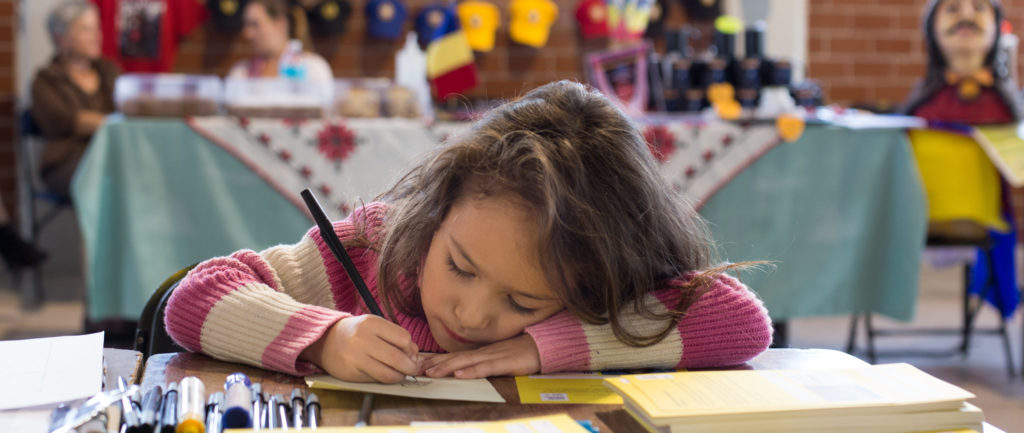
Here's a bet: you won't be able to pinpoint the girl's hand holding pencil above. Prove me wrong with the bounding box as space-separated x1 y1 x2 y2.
299 315 421 383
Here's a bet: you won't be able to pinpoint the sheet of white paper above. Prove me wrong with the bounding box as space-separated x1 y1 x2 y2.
305 374 505 403
0 332 104 410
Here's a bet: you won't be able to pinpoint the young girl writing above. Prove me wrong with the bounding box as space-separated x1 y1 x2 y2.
164 81 772 383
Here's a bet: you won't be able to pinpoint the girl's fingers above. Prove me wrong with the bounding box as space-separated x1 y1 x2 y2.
371 318 420 357
423 352 488 377
369 336 420 377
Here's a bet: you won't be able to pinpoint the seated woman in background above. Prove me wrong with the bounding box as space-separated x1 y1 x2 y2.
31 0 118 200
228 0 333 82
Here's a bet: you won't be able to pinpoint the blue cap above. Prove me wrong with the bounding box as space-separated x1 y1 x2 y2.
414 4 452 47
225 372 251 389
366 0 408 40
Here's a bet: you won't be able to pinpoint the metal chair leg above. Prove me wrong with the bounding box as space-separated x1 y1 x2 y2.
865 313 877 364
845 312 859 354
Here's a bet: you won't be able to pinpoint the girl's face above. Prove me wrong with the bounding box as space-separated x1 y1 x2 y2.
934 0 996 59
419 194 565 352
60 9 101 60
242 3 289 57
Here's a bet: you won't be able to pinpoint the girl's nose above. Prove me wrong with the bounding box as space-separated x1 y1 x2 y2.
454 293 491 330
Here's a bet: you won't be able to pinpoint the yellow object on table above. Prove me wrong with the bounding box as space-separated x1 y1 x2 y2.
908 129 1008 232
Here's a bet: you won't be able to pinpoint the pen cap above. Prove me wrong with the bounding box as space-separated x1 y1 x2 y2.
222 373 253 428
140 384 164 425
177 376 206 433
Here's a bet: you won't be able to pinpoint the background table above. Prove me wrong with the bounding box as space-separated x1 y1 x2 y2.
73 117 926 323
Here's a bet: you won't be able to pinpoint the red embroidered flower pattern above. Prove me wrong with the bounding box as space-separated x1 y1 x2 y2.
316 122 357 163
643 126 676 163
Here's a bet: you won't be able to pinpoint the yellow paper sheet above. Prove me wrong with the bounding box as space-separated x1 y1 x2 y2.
305 374 505 403
515 373 624 404
973 123 1024 188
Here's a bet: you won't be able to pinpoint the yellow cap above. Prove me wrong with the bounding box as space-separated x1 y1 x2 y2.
176 418 205 433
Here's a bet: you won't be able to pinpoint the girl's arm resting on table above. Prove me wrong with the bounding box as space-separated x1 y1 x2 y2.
164 240 348 376
525 273 773 373
421 273 772 377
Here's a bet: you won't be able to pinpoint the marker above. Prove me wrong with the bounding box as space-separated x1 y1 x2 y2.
205 392 223 433
176 377 206 433
49 403 72 433
290 389 305 428
139 385 164 433
276 394 291 429
159 382 179 433
355 393 373 427
261 391 272 429
221 373 253 429
118 377 141 433
265 395 282 429
305 393 320 430
250 383 263 431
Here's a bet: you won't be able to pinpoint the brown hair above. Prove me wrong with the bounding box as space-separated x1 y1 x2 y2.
248 0 314 53
375 80 722 347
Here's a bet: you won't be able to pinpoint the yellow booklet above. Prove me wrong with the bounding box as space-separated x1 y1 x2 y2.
224 413 590 432
624 402 984 433
604 363 975 426
515 372 624 404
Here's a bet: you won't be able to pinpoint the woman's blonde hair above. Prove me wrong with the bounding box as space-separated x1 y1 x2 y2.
373 80 722 347
249 0 314 52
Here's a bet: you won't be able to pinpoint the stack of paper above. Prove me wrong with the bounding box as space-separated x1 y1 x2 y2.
603 363 983 433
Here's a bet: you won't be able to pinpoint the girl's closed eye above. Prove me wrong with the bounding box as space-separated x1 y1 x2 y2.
446 255 475 279
506 295 538 316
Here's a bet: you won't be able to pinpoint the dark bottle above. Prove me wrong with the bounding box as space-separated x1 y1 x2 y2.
736 21 765 108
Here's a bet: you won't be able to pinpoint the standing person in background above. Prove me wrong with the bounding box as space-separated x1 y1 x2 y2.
30 0 119 200
228 0 334 83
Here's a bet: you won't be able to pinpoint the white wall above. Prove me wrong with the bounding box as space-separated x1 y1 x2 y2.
17 0 62 108
723 0 808 82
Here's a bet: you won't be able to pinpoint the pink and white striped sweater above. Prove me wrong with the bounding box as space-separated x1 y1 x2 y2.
164 202 772 376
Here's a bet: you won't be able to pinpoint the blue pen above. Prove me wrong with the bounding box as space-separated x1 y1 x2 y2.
221 373 253 429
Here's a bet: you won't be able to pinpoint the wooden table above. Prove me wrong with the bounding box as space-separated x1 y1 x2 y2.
139 348 870 431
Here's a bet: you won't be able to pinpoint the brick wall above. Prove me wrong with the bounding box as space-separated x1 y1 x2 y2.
0 0 15 223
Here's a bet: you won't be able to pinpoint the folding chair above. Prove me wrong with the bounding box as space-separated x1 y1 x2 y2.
846 225 1015 377
134 263 197 362
14 110 72 308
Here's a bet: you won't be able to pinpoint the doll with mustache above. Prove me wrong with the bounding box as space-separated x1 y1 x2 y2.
904 0 1023 122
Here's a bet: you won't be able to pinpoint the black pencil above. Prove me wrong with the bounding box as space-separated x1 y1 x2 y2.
300 189 383 317
299 189 382 426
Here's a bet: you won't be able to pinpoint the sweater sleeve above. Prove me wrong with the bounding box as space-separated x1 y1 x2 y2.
524 273 772 372
163 204 388 376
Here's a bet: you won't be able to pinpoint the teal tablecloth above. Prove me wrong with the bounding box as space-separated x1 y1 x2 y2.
73 117 311 321
701 126 927 320
74 119 927 322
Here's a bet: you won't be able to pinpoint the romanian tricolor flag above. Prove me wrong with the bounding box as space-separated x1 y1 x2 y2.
426 5 478 100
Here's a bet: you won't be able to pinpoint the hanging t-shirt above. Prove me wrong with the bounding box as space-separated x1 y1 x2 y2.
457 0 500 52
93 0 208 72
508 0 558 48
